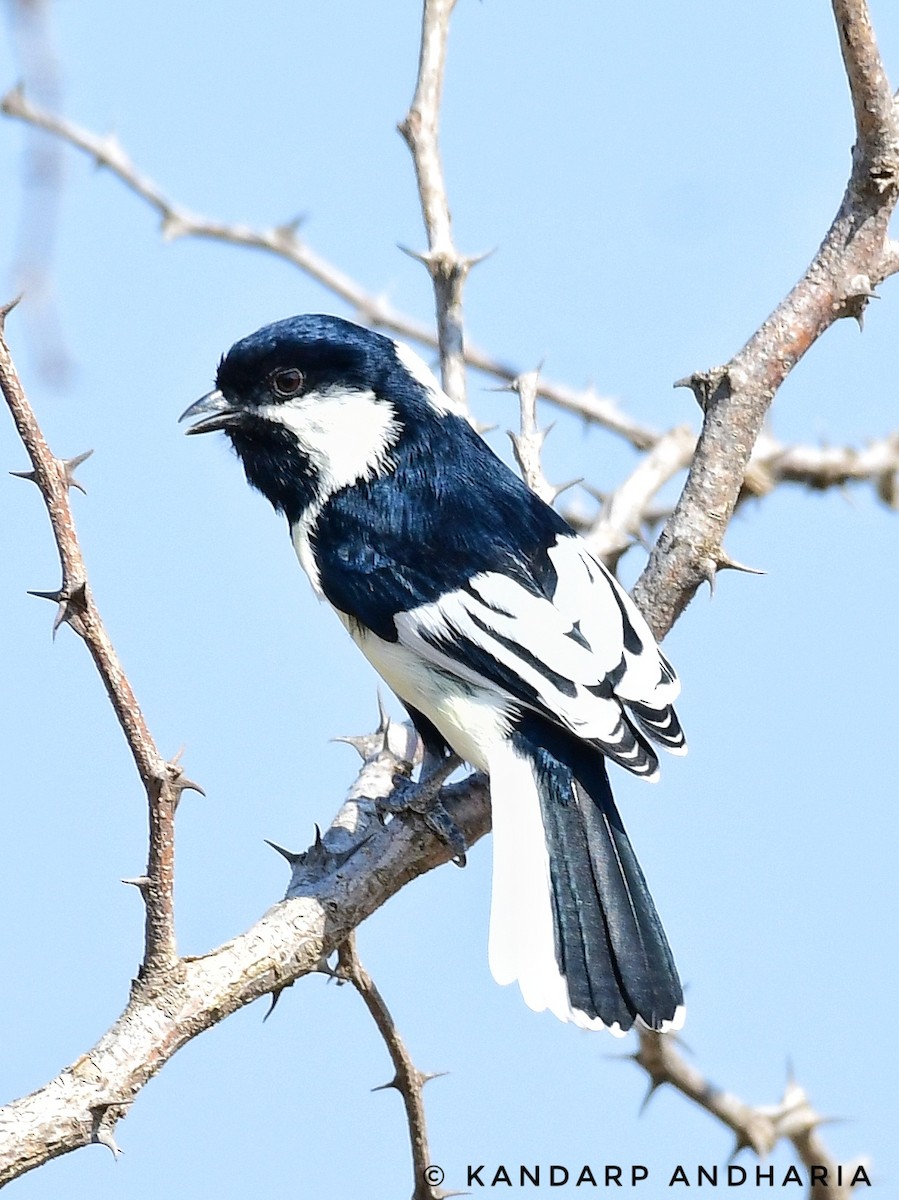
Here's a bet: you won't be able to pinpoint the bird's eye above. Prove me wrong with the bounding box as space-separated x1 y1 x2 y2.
271 368 305 399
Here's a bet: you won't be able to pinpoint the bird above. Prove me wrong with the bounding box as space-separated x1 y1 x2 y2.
181 313 686 1035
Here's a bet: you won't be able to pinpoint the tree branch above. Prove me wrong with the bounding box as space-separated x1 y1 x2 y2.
0 713 490 1184
0 304 186 972
634 0 899 640
743 427 899 502
584 425 696 567
0 83 652 445
635 1032 867 1199
0 1 891 1191
338 932 444 1200
399 0 471 410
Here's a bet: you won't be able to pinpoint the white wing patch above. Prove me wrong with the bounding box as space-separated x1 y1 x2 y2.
393 533 685 776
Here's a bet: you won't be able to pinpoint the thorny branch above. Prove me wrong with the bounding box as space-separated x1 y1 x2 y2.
0 83 656 446
3 84 896 559
1 0 896 1194
0 586 491 1184
399 0 471 411
633 0 899 640
636 1034 867 1200
338 933 444 1200
507 370 562 505
0 305 191 974
574 424 899 568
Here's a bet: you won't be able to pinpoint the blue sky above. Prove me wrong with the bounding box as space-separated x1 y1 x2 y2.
0 1 897 1196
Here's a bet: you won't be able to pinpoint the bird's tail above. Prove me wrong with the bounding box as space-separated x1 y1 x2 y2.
487 714 683 1035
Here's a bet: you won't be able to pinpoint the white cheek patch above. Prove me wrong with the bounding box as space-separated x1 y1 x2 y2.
274 386 400 601
393 340 468 417
259 387 401 496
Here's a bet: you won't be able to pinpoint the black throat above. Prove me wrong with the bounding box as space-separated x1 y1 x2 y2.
227 420 321 525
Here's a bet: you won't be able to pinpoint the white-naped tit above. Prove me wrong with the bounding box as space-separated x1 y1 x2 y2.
181 314 687 1035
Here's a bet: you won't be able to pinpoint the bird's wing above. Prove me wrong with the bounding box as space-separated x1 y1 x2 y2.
393 532 685 777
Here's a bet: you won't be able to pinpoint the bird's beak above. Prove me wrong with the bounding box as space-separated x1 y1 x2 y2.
179 389 241 435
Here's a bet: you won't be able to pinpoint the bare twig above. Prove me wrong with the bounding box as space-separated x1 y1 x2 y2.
338 933 444 1200
399 0 470 410
507 370 562 505
0 308 184 971
0 84 652 445
743 427 899 502
0 1 892 1192
634 0 899 640
581 422 899 566
584 425 696 567
635 1033 868 1198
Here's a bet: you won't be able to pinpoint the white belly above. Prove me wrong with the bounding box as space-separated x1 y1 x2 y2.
336 612 510 771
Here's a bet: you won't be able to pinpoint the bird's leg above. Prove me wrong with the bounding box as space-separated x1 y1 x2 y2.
378 748 468 866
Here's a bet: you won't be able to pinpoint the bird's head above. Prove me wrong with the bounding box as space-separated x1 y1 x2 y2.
181 314 459 520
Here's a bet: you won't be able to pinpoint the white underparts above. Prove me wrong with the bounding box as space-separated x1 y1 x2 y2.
336 615 511 770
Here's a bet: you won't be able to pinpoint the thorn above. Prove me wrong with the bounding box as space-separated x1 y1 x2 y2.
62 449 93 494
263 982 293 1021
89 1100 129 1159
674 366 730 412
27 582 88 636
160 211 191 242
375 691 394 752
0 293 23 333
173 774 205 797
121 875 151 891
462 246 496 271
551 476 583 501
27 586 65 604
273 214 306 239
728 1133 753 1163
93 131 126 170
420 1069 448 1087
55 581 88 636
372 1076 402 1093
166 762 205 797
93 1126 122 1160
332 732 373 760
700 557 718 597
639 1076 663 1115
0 82 25 116
396 243 430 266
10 466 37 483
840 274 876 329
315 954 341 980
716 551 765 576
264 839 302 866
375 690 390 734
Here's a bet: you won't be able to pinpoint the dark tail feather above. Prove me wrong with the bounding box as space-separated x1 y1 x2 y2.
514 715 683 1033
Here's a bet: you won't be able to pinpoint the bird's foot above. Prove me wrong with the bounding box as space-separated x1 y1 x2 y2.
379 753 467 866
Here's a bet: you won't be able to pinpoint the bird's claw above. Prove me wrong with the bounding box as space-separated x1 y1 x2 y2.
377 755 467 866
